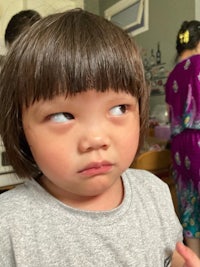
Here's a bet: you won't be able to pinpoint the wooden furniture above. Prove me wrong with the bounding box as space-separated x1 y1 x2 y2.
132 149 170 172
0 184 16 194
0 172 25 193
131 149 179 217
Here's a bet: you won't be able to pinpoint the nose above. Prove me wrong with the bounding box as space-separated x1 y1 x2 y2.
78 132 110 153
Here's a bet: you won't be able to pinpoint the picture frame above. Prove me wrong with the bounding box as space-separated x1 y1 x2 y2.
104 0 149 37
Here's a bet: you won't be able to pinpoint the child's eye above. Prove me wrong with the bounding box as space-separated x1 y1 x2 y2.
110 105 127 116
50 112 74 123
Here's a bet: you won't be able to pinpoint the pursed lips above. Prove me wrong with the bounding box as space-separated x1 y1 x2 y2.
78 161 113 176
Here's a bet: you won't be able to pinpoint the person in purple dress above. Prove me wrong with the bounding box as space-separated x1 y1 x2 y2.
165 20 200 257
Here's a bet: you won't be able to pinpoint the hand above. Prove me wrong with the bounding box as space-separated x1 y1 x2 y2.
176 242 200 267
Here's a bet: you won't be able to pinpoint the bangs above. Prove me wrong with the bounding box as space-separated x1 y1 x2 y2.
0 9 148 178
5 9 144 108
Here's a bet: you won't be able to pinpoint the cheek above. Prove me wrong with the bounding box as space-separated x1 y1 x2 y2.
23 128 61 170
29 141 71 177
118 121 140 168
123 129 139 159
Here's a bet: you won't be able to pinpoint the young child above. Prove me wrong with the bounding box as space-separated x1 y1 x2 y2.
0 8 199 267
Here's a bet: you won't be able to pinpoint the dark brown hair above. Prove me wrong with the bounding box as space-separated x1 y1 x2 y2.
0 8 149 178
176 20 200 60
5 9 41 46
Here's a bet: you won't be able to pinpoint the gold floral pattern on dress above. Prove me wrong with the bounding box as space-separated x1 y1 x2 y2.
198 140 200 147
172 80 178 93
175 152 181 166
183 115 191 127
184 59 191 70
184 156 191 170
178 180 200 239
198 72 200 81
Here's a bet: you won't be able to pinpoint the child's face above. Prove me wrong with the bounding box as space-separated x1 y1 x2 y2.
22 89 139 206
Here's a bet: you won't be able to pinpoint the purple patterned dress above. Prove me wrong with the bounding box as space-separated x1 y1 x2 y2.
165 54 200 239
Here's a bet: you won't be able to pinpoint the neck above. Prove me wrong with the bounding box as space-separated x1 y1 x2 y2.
179 42 200 62
38 175 124 211
179 50 196 61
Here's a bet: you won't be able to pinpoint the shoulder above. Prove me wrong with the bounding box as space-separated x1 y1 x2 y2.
190 54 200 63
189 54 200 73
178 55 200 73
123 168 167 187
0 179 45 222
166 55 200 92
123 168 169 199
167 54 200 76
123 169 182 243
0 183 28 215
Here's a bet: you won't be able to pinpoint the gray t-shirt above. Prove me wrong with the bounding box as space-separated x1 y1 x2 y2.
0 169 182 267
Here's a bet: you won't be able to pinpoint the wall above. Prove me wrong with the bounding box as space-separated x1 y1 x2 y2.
134 0 195 70
133 0 195 115
84 0 99 15
98 0 118 16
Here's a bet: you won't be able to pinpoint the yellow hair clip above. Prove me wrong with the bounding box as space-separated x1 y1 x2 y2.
179 30 189 44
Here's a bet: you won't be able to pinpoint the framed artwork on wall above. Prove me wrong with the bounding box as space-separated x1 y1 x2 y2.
104 0 149 37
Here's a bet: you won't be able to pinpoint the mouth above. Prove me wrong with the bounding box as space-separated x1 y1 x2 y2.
78 161 113 176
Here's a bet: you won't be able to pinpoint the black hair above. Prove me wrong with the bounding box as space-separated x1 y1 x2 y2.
5 9 41 46
176 20 200 57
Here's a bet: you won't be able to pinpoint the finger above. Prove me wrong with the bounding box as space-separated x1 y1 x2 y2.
176 242 200 267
